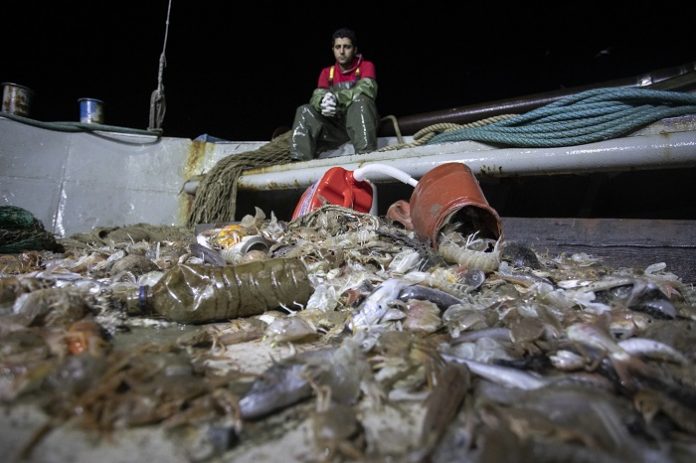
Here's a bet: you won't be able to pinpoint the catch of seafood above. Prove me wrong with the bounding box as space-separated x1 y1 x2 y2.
1 205 696 463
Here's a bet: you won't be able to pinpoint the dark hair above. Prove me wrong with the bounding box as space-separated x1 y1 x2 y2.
331 28 357 47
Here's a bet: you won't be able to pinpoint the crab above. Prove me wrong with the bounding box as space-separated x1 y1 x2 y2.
310 384 365 462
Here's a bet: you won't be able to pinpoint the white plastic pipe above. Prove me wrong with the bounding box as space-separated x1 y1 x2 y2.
352 163 419 187
231 130 696 191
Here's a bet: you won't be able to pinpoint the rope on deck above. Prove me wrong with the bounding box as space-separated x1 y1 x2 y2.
426 87 696 147
377 114 517 152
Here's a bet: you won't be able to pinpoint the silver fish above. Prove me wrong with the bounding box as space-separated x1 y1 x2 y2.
441 355 549 390
618 337 688 365
239 336 372 420
397 284 464 310
238 348 332 420
566 322 652 388
566 323 631 362
549 349 586 371
351 278 408 331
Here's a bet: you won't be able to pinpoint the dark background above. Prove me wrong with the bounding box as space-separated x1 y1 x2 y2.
5 1 695 141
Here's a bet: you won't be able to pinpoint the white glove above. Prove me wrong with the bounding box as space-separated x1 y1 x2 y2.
320 92 337 117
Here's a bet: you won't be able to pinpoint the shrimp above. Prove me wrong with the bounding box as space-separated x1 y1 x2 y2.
438 231 502 273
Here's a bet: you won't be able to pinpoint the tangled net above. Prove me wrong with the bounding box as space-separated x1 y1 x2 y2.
186 131 293 226
0 206 63 253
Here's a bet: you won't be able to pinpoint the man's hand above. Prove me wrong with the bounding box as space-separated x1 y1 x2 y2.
320 92 337 117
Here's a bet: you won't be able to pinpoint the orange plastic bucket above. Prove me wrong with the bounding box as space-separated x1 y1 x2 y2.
388 163 502 248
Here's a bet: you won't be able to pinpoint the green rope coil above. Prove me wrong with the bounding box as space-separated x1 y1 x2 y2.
427 88 696 147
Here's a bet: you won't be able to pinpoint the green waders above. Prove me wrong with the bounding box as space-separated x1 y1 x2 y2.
290 94 379 162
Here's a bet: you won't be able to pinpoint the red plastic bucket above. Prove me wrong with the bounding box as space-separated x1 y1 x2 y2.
291 167 375 220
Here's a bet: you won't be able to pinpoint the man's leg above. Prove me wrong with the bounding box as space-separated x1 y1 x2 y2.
290 104 324 161
291 104 352 161
345 95 379 154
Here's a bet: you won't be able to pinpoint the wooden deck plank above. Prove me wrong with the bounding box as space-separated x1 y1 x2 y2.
502 217 696 283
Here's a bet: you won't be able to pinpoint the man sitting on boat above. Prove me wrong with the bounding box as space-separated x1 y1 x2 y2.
290 28 379 161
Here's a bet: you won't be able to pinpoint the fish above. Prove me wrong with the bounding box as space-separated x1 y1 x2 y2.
239 334 373 420
238 348 333 420
417 363 470 459
566 322 653 388
397 284 464 310
441 354 549 390
566 322 631 363
189 242 227 266
617 337 688 364
497 261 554 288
549 349 586 371
350 278 408 331
632 298 677 319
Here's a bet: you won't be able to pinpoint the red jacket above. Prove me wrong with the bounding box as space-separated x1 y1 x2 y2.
317 54 376 89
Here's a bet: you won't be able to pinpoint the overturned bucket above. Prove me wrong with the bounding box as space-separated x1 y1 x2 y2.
389 162 502 248
2 82 34 117
291 166 376 220
78 98 104 124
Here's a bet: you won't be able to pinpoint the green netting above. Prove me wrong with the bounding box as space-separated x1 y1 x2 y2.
0 206 63 253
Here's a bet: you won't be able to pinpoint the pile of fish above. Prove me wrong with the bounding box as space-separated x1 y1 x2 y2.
1 206 696 462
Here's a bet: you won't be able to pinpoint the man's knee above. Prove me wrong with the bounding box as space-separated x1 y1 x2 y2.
295 104 322 120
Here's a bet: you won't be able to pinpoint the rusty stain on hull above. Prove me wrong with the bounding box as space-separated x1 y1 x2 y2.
178 140 217 226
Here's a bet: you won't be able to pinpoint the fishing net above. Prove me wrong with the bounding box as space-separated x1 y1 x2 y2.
59 223 193 250
186 130 293 226
0 206 64 253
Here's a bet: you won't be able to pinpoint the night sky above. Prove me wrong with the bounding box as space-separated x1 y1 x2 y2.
5 1 695 141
